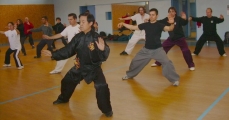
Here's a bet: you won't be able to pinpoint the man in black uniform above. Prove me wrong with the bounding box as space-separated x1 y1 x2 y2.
42 13 113 117
52 17 67 48
189 8 226 56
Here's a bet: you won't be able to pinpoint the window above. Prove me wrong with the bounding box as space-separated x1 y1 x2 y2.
106 12 112 20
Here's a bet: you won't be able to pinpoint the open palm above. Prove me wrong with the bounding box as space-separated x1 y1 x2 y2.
95 37 105 51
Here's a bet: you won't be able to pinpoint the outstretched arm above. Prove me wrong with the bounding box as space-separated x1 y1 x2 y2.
42 34 80 60
189 16 203 23
0 31 5 34
164 16 175 31
119 17 132 20
43 34 62 40
118 22 139 30
164 24 175 31
30 26 42 32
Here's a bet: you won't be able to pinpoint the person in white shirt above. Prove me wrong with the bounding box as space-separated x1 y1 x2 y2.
43 13 80 74
119 7 149 55
0 22 24 69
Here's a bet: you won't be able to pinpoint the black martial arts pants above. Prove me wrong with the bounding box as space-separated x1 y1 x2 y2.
36 39 53 57
25 34 34 46
193 33 226 55
56 66 112 114
5 48 23 67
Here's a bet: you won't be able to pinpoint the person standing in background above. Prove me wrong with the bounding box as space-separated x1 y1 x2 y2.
52 17 67 49
16 19 26 56
24 17 35 49
28 16 53 58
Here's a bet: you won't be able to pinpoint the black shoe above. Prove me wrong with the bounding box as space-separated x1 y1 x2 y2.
34 56 41 58
104 111 113 117
120 51 128 55
32 46 35 49
24 53 27 56
53 99 68 105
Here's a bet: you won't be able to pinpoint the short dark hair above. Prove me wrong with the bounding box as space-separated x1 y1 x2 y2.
17 19 23 24
56 17 61 21
207 8 212 12
168 7 177 14
138 6 146 13
79 13 95 29
42 16 48 20
149 8 158 15
68 13 77 19
85 10 90 13
8 22 14 26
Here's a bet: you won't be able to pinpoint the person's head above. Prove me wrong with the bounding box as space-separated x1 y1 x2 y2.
206 8 212 18
56 17 61 23
17 19 23 25
7 22 14 30
149 8 159 22
79 13 95 33
41 16 48 24
168 7 177 17
68 13 77 25
25 17 29 22
126 13 130 16
138 6 146 15
85 10 90 14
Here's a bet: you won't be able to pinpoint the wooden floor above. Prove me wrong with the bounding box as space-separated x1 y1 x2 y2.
0 40 229 120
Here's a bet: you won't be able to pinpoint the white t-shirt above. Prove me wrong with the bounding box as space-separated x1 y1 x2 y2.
131 13 150 36
60 24 80 42
4 30 21 50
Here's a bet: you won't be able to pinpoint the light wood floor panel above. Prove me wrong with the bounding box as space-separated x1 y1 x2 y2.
0 40 229 120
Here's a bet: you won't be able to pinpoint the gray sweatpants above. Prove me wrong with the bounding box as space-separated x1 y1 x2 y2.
126 47 180 83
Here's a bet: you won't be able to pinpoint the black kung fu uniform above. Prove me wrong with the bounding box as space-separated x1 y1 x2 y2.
51 30 112 114
191 16 226 55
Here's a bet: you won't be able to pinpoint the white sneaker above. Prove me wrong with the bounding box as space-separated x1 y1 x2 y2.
17 66 24 70
222 54 227 57
151 63 158 67
189 67 195 71
3 64 11 67
173 81 179 86
50 70 61 74
122 75 131 80
191 53 196 56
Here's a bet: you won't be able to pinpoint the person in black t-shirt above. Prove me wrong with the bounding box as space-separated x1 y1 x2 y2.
189 8 226 56
151 7 195 71
118 8 180 86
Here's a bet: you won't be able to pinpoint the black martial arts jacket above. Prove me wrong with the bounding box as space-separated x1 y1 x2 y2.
51 30 110 84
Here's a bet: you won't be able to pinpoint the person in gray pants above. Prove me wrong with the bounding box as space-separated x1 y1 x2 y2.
118 8 180 86
28 16 53 58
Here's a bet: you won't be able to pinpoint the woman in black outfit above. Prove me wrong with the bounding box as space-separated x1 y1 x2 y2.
16 19 26 56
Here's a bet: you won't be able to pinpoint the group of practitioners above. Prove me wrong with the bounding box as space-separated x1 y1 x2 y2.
0 6 227 117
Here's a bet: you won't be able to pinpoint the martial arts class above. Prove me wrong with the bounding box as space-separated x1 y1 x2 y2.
0 0 229 120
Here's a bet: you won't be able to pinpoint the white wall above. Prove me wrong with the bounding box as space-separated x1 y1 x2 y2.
95 4 113 35
0 0 53 4
196 0 229 40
